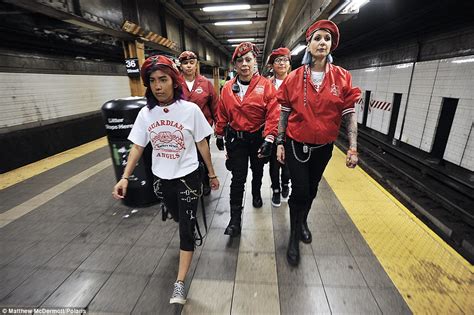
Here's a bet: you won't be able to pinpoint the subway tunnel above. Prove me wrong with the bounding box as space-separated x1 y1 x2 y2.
0 0 473 314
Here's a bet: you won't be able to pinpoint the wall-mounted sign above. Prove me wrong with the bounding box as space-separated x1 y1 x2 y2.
125 58 140 78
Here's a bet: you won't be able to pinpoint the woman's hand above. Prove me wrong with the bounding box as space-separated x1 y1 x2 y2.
276 144 285 164
209 177 220 190
112 178 129 199
346 149 358 168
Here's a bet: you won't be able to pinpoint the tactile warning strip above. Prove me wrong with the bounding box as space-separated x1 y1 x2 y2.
324 147 473 314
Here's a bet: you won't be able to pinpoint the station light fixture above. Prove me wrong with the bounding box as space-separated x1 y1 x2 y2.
291 44 306 56
231 44 239 47
202 4 251 12
341 0 370 14
228 38 255 42
365 68 377 72
452 58 474 64
215 20 253 26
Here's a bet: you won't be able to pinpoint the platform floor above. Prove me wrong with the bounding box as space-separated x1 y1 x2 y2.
0 137 472 314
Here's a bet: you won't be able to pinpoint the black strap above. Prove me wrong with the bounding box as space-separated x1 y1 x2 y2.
192 188 208 247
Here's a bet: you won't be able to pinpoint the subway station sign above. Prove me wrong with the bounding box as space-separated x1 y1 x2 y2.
125 58 140 78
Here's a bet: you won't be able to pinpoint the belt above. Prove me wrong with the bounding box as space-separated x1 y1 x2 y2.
227 126 263 140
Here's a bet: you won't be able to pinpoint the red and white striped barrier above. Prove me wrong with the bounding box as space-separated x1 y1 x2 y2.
369 100 391 112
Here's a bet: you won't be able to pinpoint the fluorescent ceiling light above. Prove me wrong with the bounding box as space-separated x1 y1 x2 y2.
228 38 255 42
215 21 252 26
291 44 306 56
396 63 412 69
341 0 370 14
231 44 239 47
452 58 474 64
365 68 377 72
203 4 251 12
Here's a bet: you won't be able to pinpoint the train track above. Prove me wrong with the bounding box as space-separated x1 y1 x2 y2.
337 127 474 263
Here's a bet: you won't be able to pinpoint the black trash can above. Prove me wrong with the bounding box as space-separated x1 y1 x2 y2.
101 97 159 207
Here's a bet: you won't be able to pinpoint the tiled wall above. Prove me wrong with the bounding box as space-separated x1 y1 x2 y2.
350 55 474 171
0 73 130 129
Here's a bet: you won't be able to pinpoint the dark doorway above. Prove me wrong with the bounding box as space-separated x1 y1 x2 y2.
362 90 371 127
431 97 459 159
388 93 402 140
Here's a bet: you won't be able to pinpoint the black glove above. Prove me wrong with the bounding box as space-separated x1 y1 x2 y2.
258 140 272 158
216 137 224 151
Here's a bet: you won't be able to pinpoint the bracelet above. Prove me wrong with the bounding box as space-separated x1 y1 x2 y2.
208 175 218 179
121 176 130 180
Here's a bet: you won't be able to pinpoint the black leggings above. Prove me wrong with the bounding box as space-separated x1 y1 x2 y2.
285 139 333 214
154 168 201 251
269 143 290 190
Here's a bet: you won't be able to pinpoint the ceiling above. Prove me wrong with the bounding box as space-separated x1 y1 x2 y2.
0 0 473 67
176 0 270 61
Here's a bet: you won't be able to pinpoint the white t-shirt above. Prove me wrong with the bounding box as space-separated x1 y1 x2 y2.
275 78 283 89
237 80 249 100
128 99 213 179
311 71 325 92
185 80 194 92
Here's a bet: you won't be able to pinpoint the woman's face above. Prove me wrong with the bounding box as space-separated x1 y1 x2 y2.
181 59 197 77
272 56 290 76
234 51 256 80
149 69 175 104
308 29 332 60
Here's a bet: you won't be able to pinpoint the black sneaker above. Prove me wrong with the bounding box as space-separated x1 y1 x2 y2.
252 195 263 208
271 189 281 207
281 184 290 200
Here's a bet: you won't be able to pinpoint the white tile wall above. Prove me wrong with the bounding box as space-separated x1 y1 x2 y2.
460 125 474 171
0 73 130 129
420 96 443 152
349 55 474 170
444 98 473 170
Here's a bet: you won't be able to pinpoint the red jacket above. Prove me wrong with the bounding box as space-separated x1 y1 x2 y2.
277 63 361 144
181 74 218 126
216 74 279 140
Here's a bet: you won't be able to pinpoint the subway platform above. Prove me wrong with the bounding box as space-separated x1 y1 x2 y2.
0 138 472 314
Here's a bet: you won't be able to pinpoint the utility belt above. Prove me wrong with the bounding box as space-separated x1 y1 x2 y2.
226 125 264 141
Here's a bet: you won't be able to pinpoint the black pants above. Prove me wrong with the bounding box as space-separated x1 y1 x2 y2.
285 139 333 214
269 143 290 191
154 168 201 251
196 136 211 186
225 134 265 207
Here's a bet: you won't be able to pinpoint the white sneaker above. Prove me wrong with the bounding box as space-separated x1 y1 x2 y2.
170 280 187 305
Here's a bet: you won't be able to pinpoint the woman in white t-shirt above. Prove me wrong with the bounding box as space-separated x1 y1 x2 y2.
112 55 220 305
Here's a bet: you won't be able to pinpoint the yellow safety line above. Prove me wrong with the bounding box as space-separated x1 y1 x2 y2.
0 137 108 190
324 147 473 314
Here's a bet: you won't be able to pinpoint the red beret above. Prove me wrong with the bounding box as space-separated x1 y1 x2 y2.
232 42 259 62
305 19 339 51
268 47 291 65
179 51 197 62
140 55 180 87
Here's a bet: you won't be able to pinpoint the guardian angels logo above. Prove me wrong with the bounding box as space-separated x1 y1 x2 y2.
148 120 185 159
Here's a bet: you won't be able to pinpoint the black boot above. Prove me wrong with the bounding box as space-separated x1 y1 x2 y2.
252 192 263 208
300 208 312 244
286 207 300 266
224 205 242 237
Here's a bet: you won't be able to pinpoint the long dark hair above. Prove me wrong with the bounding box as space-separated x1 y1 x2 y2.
144 64 184 109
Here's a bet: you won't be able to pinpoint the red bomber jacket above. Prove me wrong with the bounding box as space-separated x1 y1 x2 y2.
216 74 279 140
181 74 218 126
277 63 361 144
